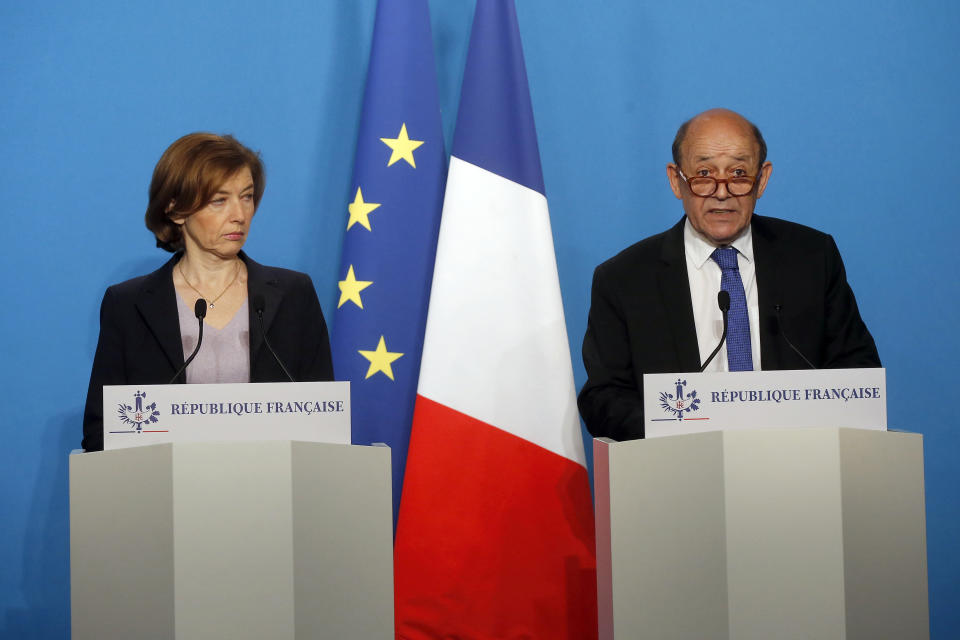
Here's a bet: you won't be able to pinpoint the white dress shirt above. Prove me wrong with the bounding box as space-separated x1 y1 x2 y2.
683 218 762 372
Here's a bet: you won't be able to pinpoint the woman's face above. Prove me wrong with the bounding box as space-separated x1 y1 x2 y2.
175 167 255 260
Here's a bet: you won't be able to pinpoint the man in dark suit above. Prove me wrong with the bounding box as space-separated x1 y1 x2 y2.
578 109 880 441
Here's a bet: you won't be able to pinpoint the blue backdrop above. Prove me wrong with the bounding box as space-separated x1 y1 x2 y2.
2 1 957 637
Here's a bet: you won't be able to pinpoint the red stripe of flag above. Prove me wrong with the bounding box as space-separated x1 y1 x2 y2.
395 395 597 639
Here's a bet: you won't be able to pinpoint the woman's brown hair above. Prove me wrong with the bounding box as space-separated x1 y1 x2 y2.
145 133 265 252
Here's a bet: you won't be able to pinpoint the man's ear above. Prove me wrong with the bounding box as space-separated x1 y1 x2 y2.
755 162 773 198
666 163 683 200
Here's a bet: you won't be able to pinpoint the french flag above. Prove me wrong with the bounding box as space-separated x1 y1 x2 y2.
393 1 598 638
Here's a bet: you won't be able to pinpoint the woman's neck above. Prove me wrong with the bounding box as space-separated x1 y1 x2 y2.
178 250 241 287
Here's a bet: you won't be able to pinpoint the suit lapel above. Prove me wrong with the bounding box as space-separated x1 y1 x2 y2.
751 215 784 369
244 252 282 371
134 254 185 376
657 217 701 371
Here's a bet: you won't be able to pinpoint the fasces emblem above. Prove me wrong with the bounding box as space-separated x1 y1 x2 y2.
659 379 701 420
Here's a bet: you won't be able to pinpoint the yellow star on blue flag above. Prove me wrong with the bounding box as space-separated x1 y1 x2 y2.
358 336 404 380
338 265 373 309
381 123 425 168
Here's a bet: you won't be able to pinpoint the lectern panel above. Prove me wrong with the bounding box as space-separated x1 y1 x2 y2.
172 442 297 639
839 429 929 638
291 442 394 638
70 441 393 639
70 445 175 640
595 429 928 640
598 433 730 639
723 429 846 639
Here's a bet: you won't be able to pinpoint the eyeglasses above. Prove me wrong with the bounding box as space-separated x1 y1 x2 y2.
676 167 758 197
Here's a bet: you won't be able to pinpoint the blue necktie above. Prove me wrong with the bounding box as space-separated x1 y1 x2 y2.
711 247 753 371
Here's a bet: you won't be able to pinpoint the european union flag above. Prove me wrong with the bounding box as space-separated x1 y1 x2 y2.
332 0 446 526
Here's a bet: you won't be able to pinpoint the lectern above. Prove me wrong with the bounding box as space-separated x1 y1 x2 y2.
70 440 393 639
594 428 928 639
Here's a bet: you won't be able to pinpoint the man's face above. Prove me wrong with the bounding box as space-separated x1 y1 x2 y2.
667 112 772 245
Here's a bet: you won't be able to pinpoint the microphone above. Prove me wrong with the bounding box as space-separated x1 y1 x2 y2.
168 299 207 384
774 304 816 369
699 290 730 372
253 294 296 382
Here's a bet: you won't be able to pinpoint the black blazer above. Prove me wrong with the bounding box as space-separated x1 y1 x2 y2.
82 252 334 451
578 215 880 441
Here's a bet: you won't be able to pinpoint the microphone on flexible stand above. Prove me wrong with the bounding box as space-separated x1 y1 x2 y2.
774 304 816 369
253 294 296 382
699 290 731 372
168 299 207 384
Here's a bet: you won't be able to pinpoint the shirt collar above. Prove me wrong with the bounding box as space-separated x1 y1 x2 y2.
684 217 755 270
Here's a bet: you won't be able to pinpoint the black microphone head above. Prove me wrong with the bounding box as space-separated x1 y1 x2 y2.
194 298 208 319
718 290 731 312
253 294 266 314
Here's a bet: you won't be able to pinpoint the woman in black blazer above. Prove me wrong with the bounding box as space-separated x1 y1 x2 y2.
82 133 334 451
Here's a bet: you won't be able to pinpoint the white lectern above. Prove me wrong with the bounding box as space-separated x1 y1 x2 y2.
594 428 928 640
70 441 393 639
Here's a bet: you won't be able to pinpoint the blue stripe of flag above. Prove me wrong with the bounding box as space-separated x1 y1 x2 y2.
332 0 446 527
452 0 545 195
